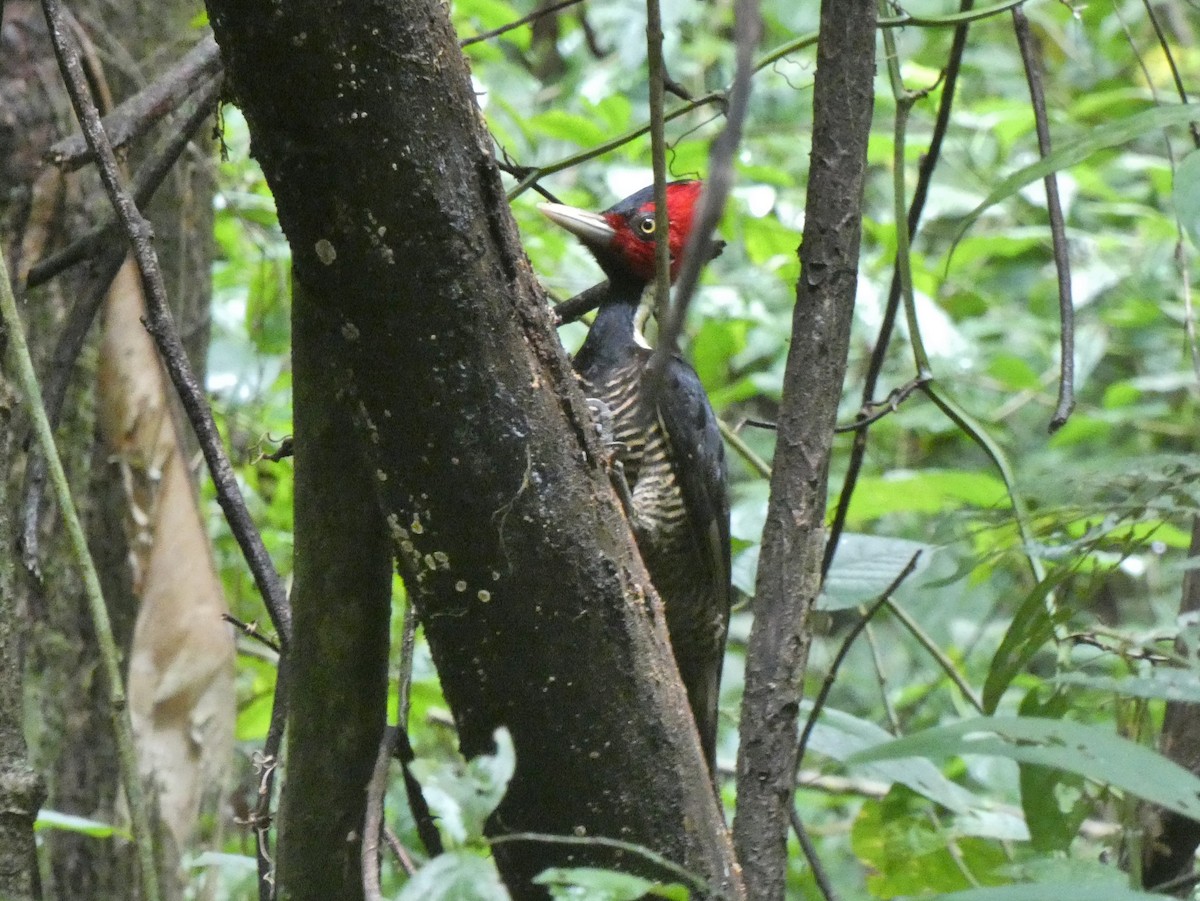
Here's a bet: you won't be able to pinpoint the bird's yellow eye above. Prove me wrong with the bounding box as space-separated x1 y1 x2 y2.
638 216 656 235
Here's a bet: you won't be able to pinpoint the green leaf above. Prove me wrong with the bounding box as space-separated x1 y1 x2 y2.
1017 689 1088 853
527 110 609 148
819 534 931 611
802 704 1026 838
952 104 1200 246
981 570 1070 713
410 727 516 848
851 786 1007 897
1173 149 1200 248
35 809 131 840
930 886 1167 901
397 851 510 901
844 470 1009 524
534 867 688 900
1054 668 1200 703
849 715 1200 822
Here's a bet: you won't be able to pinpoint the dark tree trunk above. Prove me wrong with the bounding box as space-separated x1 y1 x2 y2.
732 3 877 898
0 361 43 901
277 279 392 900
203 1 742 898
1142 517 1200 893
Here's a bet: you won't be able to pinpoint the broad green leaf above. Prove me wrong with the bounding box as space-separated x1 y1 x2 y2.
188 852 257 873
397 851 510 901
930 886 1166 901
534 867 688 900
1054 669 1200 703
953 104 1200 245
527 110 609 148
819 534 931 611
35 809 131 840
803 704 1027 839
844 470 1009 524
849 716 1200 822
982 569 1070 713
1017 689 1088 853
410 727 516 847
1173 149 1200 248
852 787 1007 896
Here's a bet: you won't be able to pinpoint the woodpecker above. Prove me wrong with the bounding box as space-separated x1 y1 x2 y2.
540 181 730 772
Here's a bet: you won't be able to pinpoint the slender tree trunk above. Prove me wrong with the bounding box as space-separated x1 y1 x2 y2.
277 279 392 900
204 1 743 897
1142 517 1200 892
0 368 43 901
732 3 876 898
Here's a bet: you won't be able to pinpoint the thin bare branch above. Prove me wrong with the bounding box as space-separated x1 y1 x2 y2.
789 807 841 901
1012 6 1075 432
459 0 586 48
26 75 220 289
362 725 398 901
645 0 761 397
796 553 922 765
46 33 221 170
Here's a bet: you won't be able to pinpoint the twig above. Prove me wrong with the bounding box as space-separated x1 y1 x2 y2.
645 0 762 398
46 33 221 170
489 832 711 895
382 825 416 876
0 205 161 901
718 418 771 479
27 75 222 289
1012 7 1074 432
398 593 418 728
223 614 282 655
884 595 984 713
362 725 398 901
40 0 293 649
833 374 929 433
494 155 560 203
459 0 586 48
796 552 922 765
252 661 289 901
789 807 840 901
738 374 929 438
1139 0 1200 147
822 0 973 579
645 0 672 330
552 281 609 325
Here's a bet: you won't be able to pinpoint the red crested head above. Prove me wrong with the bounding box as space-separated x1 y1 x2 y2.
539 180 705 285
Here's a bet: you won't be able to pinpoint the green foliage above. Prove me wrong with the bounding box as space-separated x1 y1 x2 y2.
409 727 516 850
534 868 689 900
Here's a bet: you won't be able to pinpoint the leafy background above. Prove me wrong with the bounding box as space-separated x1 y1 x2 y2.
172 0 1200 896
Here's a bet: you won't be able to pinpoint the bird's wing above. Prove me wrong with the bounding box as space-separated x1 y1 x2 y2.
655 355 731 769
656 356 730 603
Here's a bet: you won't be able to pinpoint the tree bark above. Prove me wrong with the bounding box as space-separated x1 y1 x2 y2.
732 3 876 898
203 1 742 898
0 353 44 901
277 278 392 900
0 2 216 896
1142 516 1200 892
